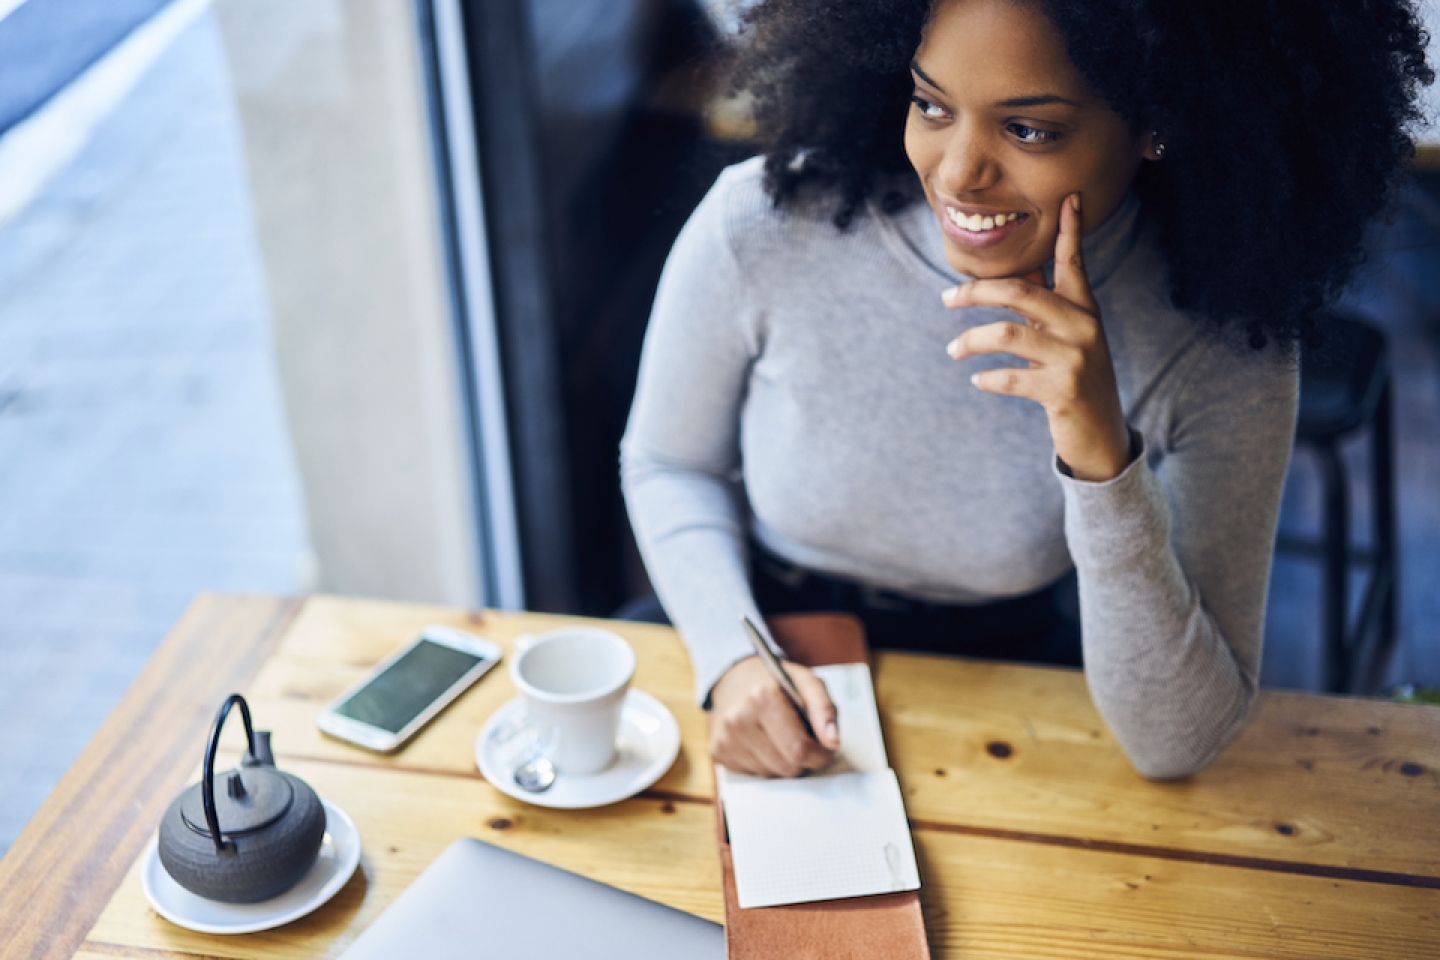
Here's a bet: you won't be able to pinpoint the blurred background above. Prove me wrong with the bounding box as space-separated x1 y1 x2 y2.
0 0 1438 855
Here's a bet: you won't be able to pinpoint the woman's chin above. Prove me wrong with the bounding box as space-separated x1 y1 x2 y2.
944 250 1043 281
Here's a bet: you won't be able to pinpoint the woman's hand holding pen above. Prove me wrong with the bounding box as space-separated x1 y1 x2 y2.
709 656 839 778
943 192 1132 483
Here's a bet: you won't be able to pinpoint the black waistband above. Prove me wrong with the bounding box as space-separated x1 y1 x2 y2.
749 539 1081 665
750 539 1059 612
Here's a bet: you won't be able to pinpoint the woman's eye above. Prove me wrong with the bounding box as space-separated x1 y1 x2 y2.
910 95 948 120
1008 123 1059 145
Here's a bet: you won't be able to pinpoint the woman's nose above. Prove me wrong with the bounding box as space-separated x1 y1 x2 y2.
937 125 999 195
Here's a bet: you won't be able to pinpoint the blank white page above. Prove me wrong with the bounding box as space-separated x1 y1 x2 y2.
722 768 920 908
718 663 921 909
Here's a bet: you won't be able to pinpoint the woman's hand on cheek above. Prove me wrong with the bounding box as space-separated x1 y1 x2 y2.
942 193 1132 483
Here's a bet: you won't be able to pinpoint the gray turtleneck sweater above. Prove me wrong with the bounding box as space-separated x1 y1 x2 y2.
621 158 1297 779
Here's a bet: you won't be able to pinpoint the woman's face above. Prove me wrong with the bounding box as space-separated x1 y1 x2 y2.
904 0 1149 279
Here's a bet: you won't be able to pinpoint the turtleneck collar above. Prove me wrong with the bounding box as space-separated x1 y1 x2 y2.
881 190 1143 292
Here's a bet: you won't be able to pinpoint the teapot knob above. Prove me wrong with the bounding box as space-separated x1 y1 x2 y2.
227 772 247 800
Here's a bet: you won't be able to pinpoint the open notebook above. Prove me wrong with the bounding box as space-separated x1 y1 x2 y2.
717 660 921 909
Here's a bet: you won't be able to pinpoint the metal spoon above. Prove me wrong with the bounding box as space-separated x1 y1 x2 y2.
513 755 556 793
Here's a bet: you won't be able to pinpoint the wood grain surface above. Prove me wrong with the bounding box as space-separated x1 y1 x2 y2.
0 594 303 960
239 597 1440 879
874 653 1440 882
3 593 1438 960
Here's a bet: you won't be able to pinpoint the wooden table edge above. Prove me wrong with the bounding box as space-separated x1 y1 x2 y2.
0 593 307 960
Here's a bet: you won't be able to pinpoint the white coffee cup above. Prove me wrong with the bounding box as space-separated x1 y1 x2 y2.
510 628 636 776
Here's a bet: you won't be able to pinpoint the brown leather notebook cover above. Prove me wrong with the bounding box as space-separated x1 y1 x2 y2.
715 612 931 960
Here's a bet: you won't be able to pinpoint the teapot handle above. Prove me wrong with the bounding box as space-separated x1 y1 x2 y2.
200 694 259 853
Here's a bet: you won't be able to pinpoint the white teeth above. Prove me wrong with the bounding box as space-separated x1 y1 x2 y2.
948 209 1022 232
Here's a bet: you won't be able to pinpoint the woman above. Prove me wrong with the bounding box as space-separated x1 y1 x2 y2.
620 0 1431 779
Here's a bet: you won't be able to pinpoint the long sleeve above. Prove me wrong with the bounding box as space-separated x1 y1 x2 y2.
620 176 764 704
1060 343 1299 779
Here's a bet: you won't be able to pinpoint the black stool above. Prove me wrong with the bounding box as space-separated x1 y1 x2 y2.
1277 308 1397 693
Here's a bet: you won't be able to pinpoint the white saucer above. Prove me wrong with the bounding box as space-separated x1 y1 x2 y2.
141 798 361 935
476 689 681 809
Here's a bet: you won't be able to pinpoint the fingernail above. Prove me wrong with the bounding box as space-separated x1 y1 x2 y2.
942 286 959 305
946 338 962 358
825 721 838 744
1072 193 1082 213
970 372 981 386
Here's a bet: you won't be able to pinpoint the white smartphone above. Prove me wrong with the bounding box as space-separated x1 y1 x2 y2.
316 624 503 752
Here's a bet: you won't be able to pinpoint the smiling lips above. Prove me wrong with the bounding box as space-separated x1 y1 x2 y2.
946 207 1025 233
940 203 1029 250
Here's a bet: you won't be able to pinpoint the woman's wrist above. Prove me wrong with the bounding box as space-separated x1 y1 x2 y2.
1058 427 1137 482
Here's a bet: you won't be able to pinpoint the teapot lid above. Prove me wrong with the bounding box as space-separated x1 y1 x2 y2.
179 766 294 839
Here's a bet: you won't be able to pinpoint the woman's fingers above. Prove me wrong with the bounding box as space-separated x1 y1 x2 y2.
748 714 802 777
943 274 1044 313
709 657 800 777
755 681 835 776
952 321 1091 406
709 659 836 777
970 365 1049 401
1052 192 1098 314
714 697 791 776
790 664 840 750
753 715 811 778
943 277 1092 344
947 318 1072 366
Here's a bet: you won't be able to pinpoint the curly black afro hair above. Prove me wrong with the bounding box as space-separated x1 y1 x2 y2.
726 0 1433 349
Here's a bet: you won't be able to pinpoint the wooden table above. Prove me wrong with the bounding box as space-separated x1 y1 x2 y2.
2 593 1438 959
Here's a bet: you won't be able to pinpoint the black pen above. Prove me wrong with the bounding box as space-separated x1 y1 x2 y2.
740 615 817 741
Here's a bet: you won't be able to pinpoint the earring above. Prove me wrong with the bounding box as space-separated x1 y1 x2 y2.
1151 132 1167 160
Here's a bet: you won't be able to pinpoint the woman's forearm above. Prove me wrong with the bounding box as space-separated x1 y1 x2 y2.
1063 453 1258 778
1061 355 1297 778
620 444 762 703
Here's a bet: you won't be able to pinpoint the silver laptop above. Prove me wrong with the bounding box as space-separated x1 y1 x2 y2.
339 837 725 958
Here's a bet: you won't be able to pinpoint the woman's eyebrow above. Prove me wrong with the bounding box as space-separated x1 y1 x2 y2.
909 62 1080 110
909 60 945 92
996 94 1080 108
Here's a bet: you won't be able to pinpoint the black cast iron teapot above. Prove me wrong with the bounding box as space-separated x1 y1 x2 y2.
158 694 327 903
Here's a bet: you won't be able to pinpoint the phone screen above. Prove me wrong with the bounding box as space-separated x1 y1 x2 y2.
333 639 488 733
